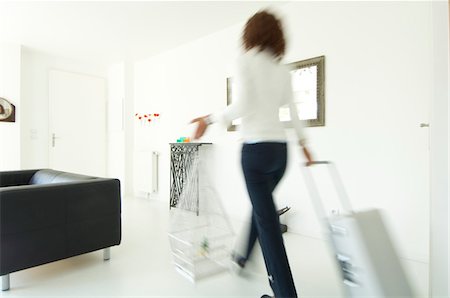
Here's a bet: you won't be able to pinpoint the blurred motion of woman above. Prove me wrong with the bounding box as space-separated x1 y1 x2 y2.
191 10 313 298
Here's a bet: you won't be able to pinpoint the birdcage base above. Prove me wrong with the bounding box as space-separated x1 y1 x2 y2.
169 225 233 282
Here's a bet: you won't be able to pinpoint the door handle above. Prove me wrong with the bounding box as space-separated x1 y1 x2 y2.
420 123 430 128
52 133 60 147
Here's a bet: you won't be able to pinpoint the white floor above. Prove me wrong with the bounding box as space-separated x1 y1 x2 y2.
1 197 429 298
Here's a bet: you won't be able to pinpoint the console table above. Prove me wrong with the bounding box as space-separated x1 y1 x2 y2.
169 143 212 214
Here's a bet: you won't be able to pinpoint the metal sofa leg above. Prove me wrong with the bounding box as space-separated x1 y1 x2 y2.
103 247 111 261
2 274 10 291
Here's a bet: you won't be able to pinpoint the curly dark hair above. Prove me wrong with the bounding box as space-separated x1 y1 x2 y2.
242 10 286 58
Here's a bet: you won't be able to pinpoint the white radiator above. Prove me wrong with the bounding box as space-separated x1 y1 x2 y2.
152 151 159 193
134 150 159 196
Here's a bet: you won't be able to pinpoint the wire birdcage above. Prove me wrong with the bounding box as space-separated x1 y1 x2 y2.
168 153 235 282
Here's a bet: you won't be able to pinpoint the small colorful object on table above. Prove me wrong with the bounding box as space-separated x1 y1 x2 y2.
176 137 191 143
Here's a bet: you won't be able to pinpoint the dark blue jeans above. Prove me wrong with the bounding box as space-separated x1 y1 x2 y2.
241 142 297 298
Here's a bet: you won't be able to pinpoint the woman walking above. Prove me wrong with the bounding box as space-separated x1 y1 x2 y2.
191 10 313 298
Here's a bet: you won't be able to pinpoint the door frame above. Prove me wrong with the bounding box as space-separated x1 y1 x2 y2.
429 0 449 296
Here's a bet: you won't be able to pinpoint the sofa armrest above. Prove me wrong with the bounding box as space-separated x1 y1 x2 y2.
0 170 40 187
64 179 122 255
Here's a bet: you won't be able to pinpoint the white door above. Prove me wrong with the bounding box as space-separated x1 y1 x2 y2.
49 70 106 177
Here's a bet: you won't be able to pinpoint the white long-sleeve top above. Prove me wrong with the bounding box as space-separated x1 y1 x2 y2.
211 49 306 143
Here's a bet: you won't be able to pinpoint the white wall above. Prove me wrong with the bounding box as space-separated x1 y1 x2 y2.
124 62 135 196
0 43 21 171
429 0 449 296
134 2 433 264
107 63 126 188
20 48 106 170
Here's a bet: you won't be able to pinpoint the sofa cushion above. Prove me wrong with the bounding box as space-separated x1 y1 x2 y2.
29 169 96 185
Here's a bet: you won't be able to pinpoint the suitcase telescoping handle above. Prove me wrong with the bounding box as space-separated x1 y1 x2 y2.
301 161 354 226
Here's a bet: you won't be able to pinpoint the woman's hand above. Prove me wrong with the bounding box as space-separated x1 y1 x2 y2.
190 115 209 139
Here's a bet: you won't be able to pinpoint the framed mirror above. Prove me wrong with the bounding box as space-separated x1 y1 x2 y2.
227 55 325 131
226 77 238 131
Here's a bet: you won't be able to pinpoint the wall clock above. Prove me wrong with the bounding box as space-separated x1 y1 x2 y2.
0 97 16 122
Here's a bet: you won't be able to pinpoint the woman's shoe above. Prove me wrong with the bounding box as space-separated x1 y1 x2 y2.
231 252 247 268
260 295 273 298
230 252 247 274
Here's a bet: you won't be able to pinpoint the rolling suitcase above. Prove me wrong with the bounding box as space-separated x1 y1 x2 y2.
302 161 414 297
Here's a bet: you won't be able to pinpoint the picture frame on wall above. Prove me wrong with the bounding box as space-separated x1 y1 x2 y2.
226 55 325 131
226 77 238 131
0 97 16 123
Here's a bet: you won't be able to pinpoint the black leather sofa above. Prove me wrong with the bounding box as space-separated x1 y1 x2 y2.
0 169 122 290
